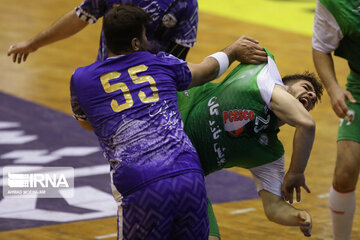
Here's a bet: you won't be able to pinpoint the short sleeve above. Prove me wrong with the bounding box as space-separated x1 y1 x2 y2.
75 0 108 24
156 52 192 91
312 0 343 54
257 56 285 109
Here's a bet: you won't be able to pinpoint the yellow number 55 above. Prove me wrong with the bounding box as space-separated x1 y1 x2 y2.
100 65 159 112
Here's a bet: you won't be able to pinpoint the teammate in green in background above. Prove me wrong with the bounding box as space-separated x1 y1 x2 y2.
178 50 323 239
312 0 360 239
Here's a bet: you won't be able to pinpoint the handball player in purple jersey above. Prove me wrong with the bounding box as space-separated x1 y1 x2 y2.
70 5 267 240
8 0 199 62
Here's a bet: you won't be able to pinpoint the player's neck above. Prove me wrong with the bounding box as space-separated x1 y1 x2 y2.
108 50 136 57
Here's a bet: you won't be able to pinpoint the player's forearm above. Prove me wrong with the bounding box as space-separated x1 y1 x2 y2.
312 48 339 96
288 123 315 174
28 10 88 50
188 35 267 88
188 41 243 88
187 57 220 88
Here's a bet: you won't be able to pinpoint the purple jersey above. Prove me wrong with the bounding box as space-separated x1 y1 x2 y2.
70 51 202 196
75 0 198 60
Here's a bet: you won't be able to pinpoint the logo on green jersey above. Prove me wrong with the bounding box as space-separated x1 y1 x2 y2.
223 109 255 137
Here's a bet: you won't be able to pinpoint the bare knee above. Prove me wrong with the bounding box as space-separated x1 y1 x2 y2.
333 141 360 191
333 161 359 191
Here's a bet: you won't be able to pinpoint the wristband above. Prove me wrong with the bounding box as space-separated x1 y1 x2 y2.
208 52 229 78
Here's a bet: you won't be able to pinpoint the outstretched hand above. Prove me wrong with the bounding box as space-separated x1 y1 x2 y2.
7 41 38 64
297 211 312 237
230 35 268 64
281 172 310 204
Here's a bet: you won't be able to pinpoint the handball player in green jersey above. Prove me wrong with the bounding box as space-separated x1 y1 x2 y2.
178 50 323 239
312 0 360 239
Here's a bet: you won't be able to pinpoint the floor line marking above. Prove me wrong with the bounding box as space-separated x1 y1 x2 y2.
95 233 117 239
230 208 256 215
317 193 330 199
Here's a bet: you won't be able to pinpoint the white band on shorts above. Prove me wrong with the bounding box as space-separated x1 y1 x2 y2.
208 52 229 79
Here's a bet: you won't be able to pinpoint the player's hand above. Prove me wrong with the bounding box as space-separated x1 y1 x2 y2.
229 35 268 64
328 84 356 119
281 172 310 204
7 41 38 64
297 211 312 237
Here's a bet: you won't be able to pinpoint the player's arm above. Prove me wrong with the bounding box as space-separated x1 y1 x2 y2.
7 10 88 64
75 119 93 131
187 35 267 89
312 49 356 118
70 76 93 131
311 0 356 118
270 85 315 203
260 190 312 237
71 100 93 132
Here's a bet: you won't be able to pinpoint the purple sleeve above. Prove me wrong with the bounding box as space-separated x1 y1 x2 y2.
70 75 87 120
173 0 198 48
156 52 192 91
75 0 109 24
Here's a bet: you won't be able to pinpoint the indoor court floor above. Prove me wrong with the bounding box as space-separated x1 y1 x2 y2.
0 0 357 239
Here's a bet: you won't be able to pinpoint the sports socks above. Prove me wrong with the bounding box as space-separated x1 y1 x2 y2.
329 185 356 240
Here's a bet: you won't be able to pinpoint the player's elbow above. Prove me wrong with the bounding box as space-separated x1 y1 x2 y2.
299 117 316 133
78 120 94 131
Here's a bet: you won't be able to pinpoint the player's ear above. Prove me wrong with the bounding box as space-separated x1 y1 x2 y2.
131 37 141 51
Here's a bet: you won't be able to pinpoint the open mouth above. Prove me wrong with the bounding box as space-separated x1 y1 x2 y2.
299 97 311 111
299 97 308 106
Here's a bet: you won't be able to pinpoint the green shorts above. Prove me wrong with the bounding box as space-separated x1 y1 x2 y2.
208 198 221 238
337 70 360 143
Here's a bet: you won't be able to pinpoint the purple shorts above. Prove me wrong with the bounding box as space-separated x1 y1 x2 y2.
113 172 208 240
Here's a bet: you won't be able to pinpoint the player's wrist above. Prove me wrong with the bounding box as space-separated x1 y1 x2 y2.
207 51 229 79
326 83 342 95
287 168 305 175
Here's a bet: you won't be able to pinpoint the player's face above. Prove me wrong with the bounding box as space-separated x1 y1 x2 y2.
287 79 316 111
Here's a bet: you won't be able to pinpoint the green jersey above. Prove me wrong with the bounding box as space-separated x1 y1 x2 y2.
320 0 360 74
178 55 285 175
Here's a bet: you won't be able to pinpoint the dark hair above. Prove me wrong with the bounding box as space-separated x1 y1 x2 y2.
282 71 323 104
103 5 151 54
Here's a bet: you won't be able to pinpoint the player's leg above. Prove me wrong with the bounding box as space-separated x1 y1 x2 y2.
169 172 209 240
330 91 360 240
250 156 312 237
330 140 360 240
259 190 312 237
111 171 208 240
207 198 221 240
113 178 175 239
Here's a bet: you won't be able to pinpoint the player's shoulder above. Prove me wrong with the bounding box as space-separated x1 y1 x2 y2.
155 51 186 65
72 61 101 80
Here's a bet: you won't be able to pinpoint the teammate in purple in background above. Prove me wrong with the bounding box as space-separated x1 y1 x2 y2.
8 0 199 62
70 5 267 240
